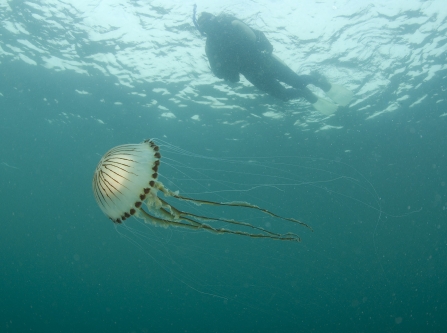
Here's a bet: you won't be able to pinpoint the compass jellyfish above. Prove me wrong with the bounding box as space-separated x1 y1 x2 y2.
92 140 312 242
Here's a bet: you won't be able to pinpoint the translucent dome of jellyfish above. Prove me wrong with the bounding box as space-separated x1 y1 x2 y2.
92 139 312 241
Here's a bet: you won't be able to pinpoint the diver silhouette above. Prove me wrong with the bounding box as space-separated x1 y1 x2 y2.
194 9 353 115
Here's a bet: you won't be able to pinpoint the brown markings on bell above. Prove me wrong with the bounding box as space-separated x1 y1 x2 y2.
152 173 158 179
139 194 146 200
149 180 155 187
135 201 142 208
144 188 151 194
130 208 136 215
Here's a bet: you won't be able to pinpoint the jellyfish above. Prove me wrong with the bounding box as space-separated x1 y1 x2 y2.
92 139 312 242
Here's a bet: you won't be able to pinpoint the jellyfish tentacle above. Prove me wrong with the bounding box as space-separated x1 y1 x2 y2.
138 208 301 242
155 181 312 231
181 212 299 240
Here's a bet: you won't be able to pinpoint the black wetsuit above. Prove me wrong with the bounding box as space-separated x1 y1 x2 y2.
204 14 330 102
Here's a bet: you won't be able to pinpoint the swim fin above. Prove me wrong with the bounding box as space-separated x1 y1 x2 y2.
312 97 338 115
326 84 353 107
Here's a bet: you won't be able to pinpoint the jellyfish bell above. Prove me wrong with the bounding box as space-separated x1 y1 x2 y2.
93 139 312 241
92 140 160 224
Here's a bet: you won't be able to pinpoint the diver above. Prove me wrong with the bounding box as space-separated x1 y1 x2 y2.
193 9 353 115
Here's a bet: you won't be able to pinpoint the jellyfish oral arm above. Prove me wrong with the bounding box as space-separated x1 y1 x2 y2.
137 204 301 242
155 181 313 231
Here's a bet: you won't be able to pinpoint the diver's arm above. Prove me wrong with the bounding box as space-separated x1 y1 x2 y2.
205 42 240 82
253 29 273 54
205 42 225 78
231 20 256 43
231 20 273 54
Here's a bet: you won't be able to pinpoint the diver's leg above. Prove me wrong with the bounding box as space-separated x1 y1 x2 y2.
243 68 330 106
261 55 338 114
298 70 353 106
309 70 353 106
241 70 297 101
245 69 337 114
266 55 330 91
271 57 352 106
